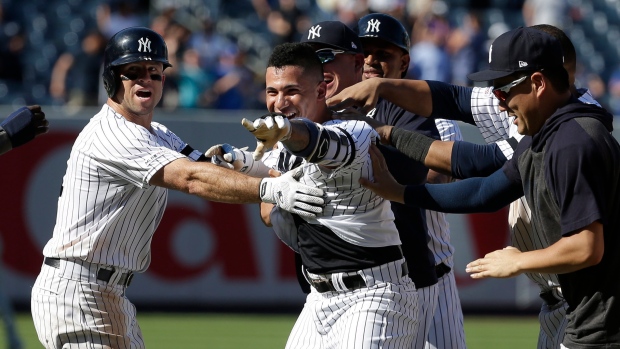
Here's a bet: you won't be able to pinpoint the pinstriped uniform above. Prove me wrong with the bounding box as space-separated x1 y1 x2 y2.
470 87 599 349
421 119 466 349
31 104 190 349
264 119 419 349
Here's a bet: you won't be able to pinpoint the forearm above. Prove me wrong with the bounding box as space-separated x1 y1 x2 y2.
376 79 433 116
403 169 520 213
515 222 604 274
390 127 452 175
152 159 262 204
280 120 311 153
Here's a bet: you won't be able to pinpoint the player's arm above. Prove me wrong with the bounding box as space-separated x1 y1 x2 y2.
0 105 49 156
326 78 474 123
360 145 521 213
466 221 604 278
243 114 357 168
149 158 324 218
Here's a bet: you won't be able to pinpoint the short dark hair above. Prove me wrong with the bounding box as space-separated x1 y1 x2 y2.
530 24 576 67
541 67 570 93
267 42 323 83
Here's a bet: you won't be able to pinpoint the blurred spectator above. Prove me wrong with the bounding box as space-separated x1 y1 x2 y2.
187 16 236 72
446 10 486 86
206 47 260 109
177 48 215 108
97 0 147 39
607 67 620 118
49 30 107 107
522 0 569 29
0 2 25 101
266 0 311 46
408 7 451 82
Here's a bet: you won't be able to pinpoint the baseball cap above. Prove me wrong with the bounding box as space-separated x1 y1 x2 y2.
301 21 363 53
468 27 564 82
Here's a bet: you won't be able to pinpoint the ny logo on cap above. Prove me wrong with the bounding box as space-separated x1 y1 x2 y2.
366 19 381 33
308 25 322 40
138 37 151 53
488 45 493 63
519 61 528 67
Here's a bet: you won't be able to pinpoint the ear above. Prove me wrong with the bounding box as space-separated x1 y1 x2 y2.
317 80 327 101
400 53 411 76
531 71 545 95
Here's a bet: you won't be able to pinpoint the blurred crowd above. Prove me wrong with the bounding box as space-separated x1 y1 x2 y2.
1 0 620 116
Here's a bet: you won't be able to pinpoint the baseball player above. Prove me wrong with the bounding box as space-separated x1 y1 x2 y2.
209 42 419 349
356 13 466 349
328 25 604 349
297 20 444 341
363 26 620 348
29 27 325 349
0 105 48 349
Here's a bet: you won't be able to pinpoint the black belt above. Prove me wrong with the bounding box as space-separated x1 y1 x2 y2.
44 257 134 287
308 262 409 293
539 289 562 306
435 262 452 279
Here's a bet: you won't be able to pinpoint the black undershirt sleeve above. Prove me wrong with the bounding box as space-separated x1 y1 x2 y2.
451 142 508 179
403 169 522 213
426 80 474 124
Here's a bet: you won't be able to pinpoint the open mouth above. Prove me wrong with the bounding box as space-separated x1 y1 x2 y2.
136 90 152 99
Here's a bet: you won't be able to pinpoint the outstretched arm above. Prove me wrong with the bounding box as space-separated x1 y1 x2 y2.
360 145 521 213
326 79 474 123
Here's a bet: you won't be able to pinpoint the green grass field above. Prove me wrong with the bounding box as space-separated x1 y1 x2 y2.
2 313 539 348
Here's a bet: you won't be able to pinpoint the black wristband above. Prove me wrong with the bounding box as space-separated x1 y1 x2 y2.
391 127 435 163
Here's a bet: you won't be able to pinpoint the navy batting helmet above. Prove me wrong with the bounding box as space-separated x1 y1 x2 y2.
102 27 172 97
357 13 410 53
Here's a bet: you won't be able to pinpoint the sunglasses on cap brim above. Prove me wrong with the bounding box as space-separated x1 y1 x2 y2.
315 48 354 64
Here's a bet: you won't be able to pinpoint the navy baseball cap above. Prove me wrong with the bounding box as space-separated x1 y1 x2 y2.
301 21 363 53
468 27 564 81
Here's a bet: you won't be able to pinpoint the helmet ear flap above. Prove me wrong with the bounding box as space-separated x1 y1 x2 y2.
103 66 118 98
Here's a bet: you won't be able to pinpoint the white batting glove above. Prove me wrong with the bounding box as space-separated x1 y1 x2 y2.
241 113 292 160
259 167 324 219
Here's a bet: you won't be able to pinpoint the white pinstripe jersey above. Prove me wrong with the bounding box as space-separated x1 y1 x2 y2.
426 119 463 268
42 104 192 272
470 87 600 292
263 119 400 247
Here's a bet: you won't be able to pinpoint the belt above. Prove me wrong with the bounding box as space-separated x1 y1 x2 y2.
435 262 452 279
44 257 134 287
308 262 409 293
539 289 562 306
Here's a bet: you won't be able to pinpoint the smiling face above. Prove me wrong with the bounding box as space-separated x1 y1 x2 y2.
310 45 363 98
112 61 165 125
494 72 542 136
265 65 328 123
361 38 409 80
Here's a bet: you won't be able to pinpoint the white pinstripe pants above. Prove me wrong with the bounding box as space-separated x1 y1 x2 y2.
424 271 466 349
31 261 144 349
537 300 568 349
286 259 418 349
412 283 438 349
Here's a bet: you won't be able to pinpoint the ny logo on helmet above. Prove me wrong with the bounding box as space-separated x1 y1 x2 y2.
308 25 321 40
366 19 381 33
138 37 152 53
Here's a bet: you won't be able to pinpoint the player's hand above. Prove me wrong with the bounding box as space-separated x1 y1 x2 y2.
332 109 394 144
326 78 381 114
1 105 49 148
205 143 249 171
359 144 405 203
465 246 523 279
259 166 324 219
241 112 291 160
